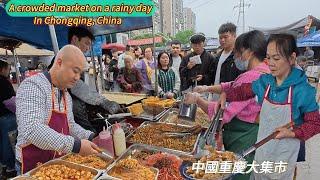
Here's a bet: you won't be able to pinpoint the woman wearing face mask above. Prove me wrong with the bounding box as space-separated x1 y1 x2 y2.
185 30 270 180
219 34 320 180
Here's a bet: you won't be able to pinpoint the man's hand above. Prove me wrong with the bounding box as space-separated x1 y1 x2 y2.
187 61 196 69
100 99 121 114
79 139 98 156
274 128 295 139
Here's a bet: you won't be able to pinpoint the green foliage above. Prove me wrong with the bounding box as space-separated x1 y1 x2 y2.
174 30 194 44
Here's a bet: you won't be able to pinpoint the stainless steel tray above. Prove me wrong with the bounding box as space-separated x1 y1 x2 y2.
126 121 201 155
160 108 210 128
102 144 195 180
60 153 114 171
11 176 34 180
104 146 159 180
27 159 101 180
130 107 171 122
159 108 195 125
102 92 147 105
115 144 195 163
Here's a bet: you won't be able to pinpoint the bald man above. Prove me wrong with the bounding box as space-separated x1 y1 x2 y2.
15 45 99 173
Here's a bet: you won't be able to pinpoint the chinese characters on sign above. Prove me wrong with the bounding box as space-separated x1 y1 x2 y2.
192 161 288 174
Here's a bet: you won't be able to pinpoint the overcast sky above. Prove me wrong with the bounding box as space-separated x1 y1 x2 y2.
183 0 320 37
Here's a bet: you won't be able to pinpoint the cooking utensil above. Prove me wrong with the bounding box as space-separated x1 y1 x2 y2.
163 126 203 138
238 122 293 158
160 124 201 133
197 106 224 150
178 79 199 120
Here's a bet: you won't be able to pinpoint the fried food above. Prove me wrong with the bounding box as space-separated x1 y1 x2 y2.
109 157 156 180
131 150 155 161
195 108 210 127
142 96 175 108
31 164 94 180
145 153 184 180
163 108 210 128
128 123 198 152
186 147 237 180
63 154 111 169
128 103 144 116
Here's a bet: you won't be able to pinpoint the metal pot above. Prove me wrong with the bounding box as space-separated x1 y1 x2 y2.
178 102 198 120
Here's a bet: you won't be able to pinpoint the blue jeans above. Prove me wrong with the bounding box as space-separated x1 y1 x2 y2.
0 113 17 169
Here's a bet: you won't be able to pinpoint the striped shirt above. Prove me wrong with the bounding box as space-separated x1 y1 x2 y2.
157 68 180 97
15 73 93 162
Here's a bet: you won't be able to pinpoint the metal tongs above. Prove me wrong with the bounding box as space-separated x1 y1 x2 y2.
163 125 202 138
198 106 224 149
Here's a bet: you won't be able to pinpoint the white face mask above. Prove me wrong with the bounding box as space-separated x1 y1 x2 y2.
234 58 249 71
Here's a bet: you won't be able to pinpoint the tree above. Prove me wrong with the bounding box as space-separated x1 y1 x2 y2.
174 30 194 45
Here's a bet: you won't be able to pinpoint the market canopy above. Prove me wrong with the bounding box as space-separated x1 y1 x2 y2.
249 15 320 37
0 6 152 51
297 30 320 47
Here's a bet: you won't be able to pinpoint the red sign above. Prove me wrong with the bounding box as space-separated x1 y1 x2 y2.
128 37 163 46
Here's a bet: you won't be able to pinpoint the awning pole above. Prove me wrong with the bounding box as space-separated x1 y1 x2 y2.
152 15 158 95
48 25 59 55
98 55 105 92
90 43 99 92
12 49 21 85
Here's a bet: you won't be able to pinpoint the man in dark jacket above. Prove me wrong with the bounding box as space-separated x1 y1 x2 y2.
213 23 243 85
179 34 215 91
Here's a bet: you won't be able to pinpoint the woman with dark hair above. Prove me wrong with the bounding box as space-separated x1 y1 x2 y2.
135 47 156 94
133 46 143 65
220 34 320 179
0 60 17 178
185 30 270 180
152 52 180 98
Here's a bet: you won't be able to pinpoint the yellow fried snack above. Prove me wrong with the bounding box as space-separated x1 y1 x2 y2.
142 96 176 108
31 164 94 180
64 154 110 169
128 103 144 116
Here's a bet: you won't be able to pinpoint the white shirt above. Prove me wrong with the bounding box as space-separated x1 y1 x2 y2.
211 50 231 101
214 51 231 85
171 55 182 75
